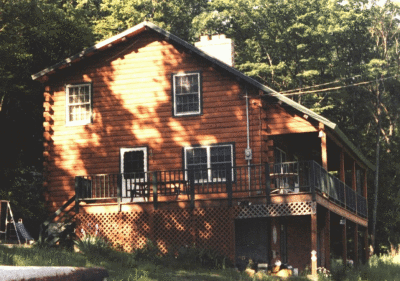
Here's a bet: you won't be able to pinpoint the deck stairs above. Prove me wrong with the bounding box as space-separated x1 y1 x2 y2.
39 195 76 248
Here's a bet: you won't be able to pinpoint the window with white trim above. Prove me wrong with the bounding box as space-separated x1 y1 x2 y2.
66 83 92 125
184 144 234 182
173 72 201 116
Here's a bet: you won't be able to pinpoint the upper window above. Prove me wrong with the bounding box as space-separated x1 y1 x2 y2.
172 72 201 116
66 83 92 125
184 144 234 183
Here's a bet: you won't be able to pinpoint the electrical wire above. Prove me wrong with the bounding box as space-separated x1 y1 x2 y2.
279 74 363 94
280 75 398 96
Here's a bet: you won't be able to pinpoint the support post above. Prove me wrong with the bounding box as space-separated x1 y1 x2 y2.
363 169 368 198
75 177 80 214
342 219 347 267
340 149 345 182
226 163 232 207
117 174 121 212
311 162 316 201
364 227 369 262
340 150 346 207
265 163 271 204
311 213 318 276
325 210 331 270
189 170 195 209
352 161 357 214
354 223 359 266
319 123 328 170
152 172 158 210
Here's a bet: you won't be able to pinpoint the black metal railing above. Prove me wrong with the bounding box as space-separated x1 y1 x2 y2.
75 161 367 217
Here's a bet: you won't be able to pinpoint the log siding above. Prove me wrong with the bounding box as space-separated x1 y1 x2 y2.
43 31 268 210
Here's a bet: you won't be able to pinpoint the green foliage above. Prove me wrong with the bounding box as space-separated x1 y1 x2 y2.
75 233 113 259
81 0 209 41
326 254 400 281
132 239 162 264
0 0 95 234
171 244 229 270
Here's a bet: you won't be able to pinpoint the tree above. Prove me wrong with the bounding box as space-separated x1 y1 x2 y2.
0 0 94 236
83 0 209 41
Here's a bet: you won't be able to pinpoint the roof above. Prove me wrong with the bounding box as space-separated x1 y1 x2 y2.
31 21 375 171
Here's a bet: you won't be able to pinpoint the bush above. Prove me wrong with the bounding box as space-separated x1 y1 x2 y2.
75 233 112 259
173 244 229 270
132 239 162 264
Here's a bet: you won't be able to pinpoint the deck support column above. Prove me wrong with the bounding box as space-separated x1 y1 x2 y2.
311 213 318 276
340 149 345 182
364 227 369 262
342 219 347 267
324 210 331 270
354 223 359 266
352 161 357 213
363 170 369 263
319 123 328 170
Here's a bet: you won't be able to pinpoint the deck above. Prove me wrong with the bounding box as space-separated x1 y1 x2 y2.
75 161 367 219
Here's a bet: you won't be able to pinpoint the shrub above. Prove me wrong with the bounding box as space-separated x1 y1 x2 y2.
75 233 112 259
173 244 229 270
132 239 162 264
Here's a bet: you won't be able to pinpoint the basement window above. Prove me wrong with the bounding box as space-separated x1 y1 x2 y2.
65 83 92 126
172 72 202 116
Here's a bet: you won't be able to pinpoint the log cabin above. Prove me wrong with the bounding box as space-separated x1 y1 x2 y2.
32 21 374 275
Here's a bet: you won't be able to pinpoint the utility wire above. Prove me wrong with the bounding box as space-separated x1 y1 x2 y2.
279 74 363 94
281 75 398 96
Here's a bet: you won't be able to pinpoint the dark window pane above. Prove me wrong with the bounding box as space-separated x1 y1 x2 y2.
124 151 144 179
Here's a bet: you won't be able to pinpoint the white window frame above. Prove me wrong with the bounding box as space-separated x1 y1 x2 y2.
65 83 92 126
184 144 234 183
173 72 201 116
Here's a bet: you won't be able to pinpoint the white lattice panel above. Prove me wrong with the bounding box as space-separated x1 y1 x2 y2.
235 202 316 219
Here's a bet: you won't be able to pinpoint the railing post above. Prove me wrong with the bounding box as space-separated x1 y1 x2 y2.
226 163 232 207
189 169 195 209
265 163 271 204
117 174 121 212
75 176 80 214
310 161 316 201
152 171 158 210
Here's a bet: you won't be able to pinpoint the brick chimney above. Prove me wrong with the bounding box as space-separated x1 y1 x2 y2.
194 34 234 67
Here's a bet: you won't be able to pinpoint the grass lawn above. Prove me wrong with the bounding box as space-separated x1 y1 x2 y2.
1 239 400 280
0 242 288 281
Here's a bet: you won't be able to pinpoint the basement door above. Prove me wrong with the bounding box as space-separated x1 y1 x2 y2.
120 147 147 200
235 218 269 269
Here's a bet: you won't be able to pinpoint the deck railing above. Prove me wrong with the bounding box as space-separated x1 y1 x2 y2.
75 161 367 217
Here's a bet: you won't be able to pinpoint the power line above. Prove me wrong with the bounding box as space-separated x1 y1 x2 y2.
281 75 398 96
279 74 363 94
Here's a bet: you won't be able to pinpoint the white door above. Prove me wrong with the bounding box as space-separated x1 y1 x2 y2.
120 147 147 200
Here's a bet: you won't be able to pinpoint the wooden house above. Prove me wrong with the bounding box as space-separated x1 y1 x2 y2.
32 22 373 274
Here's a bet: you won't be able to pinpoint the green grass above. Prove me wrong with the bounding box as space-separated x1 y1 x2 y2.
2 239 400 281
0 241 276 281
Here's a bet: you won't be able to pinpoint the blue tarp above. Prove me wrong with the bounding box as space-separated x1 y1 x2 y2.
15 222 34 243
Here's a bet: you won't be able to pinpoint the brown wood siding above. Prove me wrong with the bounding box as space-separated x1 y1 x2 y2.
263 103 318 136
43 31 266 210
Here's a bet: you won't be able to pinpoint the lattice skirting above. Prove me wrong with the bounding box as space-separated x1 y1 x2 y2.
75 203 315 259
76 207 235 259
235 201 316 219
